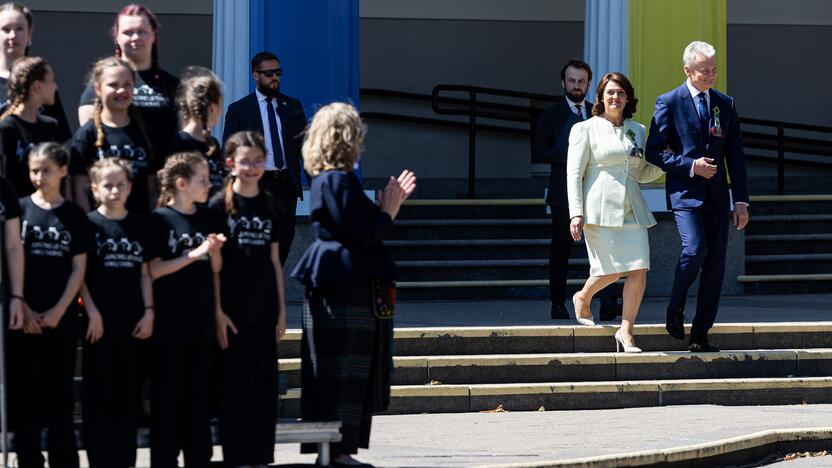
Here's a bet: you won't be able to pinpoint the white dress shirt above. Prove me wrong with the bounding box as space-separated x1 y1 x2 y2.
255 88 286 171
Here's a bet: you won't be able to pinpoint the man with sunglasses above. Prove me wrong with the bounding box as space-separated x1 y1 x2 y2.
223 51 307 265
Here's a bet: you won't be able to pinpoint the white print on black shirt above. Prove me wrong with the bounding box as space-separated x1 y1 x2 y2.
97 145 148 168
228 216 271 247
167 230 209 258
22 219 71 257
15 140 35 162
96 233 142 268
134 84 170 109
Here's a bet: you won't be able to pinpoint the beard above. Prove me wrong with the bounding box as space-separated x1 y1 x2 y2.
256 81 280 98
565 88 587 103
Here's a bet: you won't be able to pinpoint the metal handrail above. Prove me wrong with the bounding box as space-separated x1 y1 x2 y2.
361 87 832 196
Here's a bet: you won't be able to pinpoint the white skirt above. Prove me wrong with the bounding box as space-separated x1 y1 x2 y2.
582 205 650 276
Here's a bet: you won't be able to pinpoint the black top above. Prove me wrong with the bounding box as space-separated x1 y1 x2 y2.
69 120 154 215
533 100 592 208
86 210 149 339
80 68 179 158
209 191 280 325
0 115 62 196
169 131 226 194
0 77 72 142
291 170 395 288
20 197 92 336
0 177 20 304
148 205 222 344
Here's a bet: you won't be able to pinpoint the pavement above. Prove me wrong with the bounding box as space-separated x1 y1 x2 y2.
286 294 832 329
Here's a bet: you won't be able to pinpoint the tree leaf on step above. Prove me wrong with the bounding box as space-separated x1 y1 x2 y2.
480 404 507 413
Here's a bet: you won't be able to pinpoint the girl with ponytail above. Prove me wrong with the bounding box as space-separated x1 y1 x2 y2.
171 68 226 195
69 56 154 215
0 55 61 196
207 131 285 467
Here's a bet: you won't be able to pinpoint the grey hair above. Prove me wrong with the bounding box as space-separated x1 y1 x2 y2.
683 41 716 66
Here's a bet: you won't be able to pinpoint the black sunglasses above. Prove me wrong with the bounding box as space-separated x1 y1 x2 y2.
255 68 283 78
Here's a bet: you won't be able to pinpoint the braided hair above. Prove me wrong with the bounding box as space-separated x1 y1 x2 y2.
156 151 206 207
176 70 222 158
0 56 48 121
87 56 155 164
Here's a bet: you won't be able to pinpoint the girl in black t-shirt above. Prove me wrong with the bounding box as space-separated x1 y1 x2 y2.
147 152 225 468
170 69 226 194
14 142 91 468
0 56 62 196
77 4 179 157
79 158 153 467
208 131 286 467
70 56 154 215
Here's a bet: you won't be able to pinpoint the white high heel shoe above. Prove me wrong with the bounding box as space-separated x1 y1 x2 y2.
615 330 642 353
572 293 595 326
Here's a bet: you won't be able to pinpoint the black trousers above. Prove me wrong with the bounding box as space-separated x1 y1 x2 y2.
218 323 277 466
12 333 79 468
549 207 572 305
262 170 298 266
150 343 216 468
82 338 140 468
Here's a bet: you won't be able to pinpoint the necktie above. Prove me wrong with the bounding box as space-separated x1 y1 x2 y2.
697 93 709 126
575 104 583 120
266 97 285 169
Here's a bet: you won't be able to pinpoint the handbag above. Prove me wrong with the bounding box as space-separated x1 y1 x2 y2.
371 279 396 319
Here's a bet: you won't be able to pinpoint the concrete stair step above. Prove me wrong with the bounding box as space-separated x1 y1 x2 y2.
745 234 832 255
746 253 832 275
391 218 551 240
277 323 832 359
746 195 832 216
394 278 554 300
397 199 546 220
278 376 832 416
394 258 589 282
746 214 832 236
386 238 585 261
739 274 832 294
278 348 832 387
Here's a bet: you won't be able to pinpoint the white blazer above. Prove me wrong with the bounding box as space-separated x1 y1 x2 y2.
566 116 664 227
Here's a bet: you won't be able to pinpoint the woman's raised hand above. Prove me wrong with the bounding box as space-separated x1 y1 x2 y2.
380 170 416 220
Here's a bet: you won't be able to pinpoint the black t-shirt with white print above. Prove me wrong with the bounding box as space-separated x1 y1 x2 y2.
69 120 153 215
20 196 92 336
148 205 222 345
79 68 179 158
209 191 280 326
169 131 226 194
0 115 62 196
86 210 149 339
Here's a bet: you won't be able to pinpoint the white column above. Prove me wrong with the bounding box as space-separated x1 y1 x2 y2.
212 0 250 137
583 0 629 91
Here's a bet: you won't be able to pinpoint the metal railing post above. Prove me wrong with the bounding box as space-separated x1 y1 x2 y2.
468 90 477 198
777 124 785 195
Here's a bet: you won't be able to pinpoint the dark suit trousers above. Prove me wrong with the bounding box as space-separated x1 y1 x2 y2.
549 207 572 304
668 206 730 339
262 170 299 266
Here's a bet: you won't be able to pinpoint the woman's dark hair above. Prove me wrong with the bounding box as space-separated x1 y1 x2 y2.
591 72 638 119
112 4 160 78
0 56 49 121
28 141 68 167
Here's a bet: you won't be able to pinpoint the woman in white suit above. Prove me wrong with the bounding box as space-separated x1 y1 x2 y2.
566 72 664 353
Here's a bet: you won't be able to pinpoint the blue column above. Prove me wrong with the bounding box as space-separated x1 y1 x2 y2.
212 0 251 137
249 0 360 117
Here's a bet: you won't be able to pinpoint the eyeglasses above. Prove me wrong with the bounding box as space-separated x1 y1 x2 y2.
237 159 266 169
255 68 283 78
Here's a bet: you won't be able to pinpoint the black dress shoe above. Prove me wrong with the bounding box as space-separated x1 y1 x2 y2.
599 297 622 321
550 303 570 320
688 339 720 353
665 308 685 340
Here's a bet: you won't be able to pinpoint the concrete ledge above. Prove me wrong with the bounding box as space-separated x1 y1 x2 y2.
476 427 832 468
750 194 832 202
404 199 545 206
738 273 832 282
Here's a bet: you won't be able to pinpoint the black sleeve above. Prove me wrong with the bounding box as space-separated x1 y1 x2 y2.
145 211 164 261
207 194 229 236
532 106 568 167
0 122 17 165
320 174 393 248
221 103 238 144
69 125 94 175
78 83 95 107
42 91 72 142
137 215 151 263
69 204 94 256
0 177 20 219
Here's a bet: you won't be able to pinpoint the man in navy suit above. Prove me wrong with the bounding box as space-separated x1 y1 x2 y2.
646 41 749 352
223 51 307 265
534 59 622 321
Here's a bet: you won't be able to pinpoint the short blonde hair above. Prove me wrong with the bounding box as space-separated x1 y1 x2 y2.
302 102 366 176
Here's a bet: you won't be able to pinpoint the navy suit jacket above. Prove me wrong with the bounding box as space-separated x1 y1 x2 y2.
645 82 748 212
222 91 307 198
533 100 591 207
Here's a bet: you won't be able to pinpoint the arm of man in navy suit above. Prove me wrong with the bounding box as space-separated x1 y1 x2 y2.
222 101 240 144
723 98 749 205
646 95 696 177
532 107 569 167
